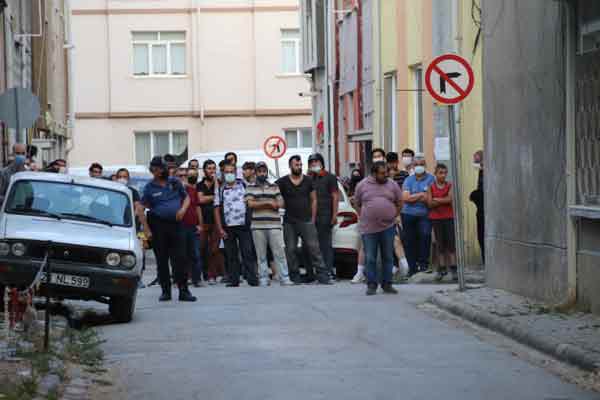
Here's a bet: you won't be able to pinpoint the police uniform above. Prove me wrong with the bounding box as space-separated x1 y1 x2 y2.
142 158 196 301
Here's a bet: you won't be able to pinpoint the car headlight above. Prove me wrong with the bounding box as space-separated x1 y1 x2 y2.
120 254 136 268
0 242 9 256
106 252 121 267
11 242 26 257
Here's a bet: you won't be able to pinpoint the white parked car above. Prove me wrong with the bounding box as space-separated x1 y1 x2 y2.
0 172 143 323
332 181 360 273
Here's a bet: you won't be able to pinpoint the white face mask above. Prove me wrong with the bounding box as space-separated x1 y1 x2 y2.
414 166 426 175
373 158 385 163
310 165 322 174
224 173 236 184
118 178 128 185
402 157 413 167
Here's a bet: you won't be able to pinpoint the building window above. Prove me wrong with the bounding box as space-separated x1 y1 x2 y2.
281 29 301 74
578 0 600 54
383 73 397 152
135 131 188 166
132 31 186 76
412 66 424 153
285 128 312 148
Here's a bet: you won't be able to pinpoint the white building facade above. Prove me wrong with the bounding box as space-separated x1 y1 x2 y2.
69 0 312 167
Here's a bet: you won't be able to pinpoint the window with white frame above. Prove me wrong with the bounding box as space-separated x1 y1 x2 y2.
285 128 312 149
135 131 188 166
132 31 186 76
281 29 302 74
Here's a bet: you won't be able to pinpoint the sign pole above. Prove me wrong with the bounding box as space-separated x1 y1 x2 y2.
275 159 280 179
448 105 466 291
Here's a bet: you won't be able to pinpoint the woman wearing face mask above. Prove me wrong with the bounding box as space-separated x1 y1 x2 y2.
349 169 363 197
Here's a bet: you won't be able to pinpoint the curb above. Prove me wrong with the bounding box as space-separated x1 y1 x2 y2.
430 293 600 372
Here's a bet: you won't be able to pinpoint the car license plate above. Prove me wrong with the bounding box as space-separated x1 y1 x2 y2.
41 273 90 288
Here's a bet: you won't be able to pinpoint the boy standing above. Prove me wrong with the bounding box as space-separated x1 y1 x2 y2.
427 164 457 281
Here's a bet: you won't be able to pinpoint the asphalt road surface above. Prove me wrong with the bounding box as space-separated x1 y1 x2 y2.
94 281 599 400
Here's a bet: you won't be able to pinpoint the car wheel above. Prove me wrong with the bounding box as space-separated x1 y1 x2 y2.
109 291 137 323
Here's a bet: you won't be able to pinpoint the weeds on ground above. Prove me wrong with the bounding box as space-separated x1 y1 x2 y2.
0 324 105 400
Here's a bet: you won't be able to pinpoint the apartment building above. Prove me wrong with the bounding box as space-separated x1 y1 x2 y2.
69 0 312 167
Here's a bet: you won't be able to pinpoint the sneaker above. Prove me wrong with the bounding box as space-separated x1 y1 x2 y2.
317 278 334 285
259 279 271 287
178 287 197 302
434 268 448 283
351 272 366 284
208 278 217 286
280 278 295 286
159 286 172 302
366 283 377 296
381 284 398 295
450 266 458 282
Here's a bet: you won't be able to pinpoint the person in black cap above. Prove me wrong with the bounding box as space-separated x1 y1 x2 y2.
307 153 339 281
141 156 197 302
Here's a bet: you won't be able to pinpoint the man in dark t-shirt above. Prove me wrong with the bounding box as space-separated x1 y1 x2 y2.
308 153 339 281
197 159 225 284
276 155 331 285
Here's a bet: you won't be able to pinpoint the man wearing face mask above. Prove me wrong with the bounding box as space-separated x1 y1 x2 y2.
371 148 386 164
181 168 205 287
214 162 259 287
470 150 484 264
401 154 435 276
277 155 331 285
245 162 294 286
307 153 339 282
142 156 196 302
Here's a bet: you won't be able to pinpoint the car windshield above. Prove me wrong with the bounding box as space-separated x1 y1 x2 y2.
4 180 133 227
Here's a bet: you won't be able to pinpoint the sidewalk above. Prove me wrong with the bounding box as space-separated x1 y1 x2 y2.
430 287 600 373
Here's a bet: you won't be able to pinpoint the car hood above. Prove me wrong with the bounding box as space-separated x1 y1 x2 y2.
1 214 133 251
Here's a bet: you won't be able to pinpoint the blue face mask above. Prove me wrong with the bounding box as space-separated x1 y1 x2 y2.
14 155 26 166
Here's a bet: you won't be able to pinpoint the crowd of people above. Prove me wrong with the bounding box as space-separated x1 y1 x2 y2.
0 142 484 303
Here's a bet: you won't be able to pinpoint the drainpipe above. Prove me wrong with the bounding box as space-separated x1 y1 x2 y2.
64 0 75 158
326 0 335 172
375 0 383 147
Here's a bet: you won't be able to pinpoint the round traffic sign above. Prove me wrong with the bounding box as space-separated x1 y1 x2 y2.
425 54 474 105
263 136 287 160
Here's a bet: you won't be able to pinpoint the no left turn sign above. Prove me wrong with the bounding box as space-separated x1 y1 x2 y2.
425 54 474 105
263 135 287 160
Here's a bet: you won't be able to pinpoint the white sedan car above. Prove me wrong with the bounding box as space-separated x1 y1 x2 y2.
332 181 360 274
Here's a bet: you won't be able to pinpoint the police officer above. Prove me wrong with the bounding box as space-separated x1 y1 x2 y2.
142 156 197 302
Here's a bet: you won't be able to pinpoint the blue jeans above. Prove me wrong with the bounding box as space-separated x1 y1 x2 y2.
182 225 203 283
361 226 396 286
401 213 432 275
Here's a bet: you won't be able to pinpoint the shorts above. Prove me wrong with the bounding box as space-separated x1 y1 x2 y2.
431 219 456 254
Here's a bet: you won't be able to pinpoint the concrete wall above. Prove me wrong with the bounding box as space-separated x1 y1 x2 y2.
482 0 568 303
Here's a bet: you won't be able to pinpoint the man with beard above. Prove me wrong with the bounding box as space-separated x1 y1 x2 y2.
142 156 197 302
307 153 339 282
354 161 403 296
277 155 331 285
198 160 225 284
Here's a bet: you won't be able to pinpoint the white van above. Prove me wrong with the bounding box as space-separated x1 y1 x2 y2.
183 148 313 179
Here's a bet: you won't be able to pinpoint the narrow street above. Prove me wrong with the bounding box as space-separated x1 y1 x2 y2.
95 281 598 400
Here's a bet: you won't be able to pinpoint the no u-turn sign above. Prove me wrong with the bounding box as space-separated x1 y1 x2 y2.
425 54 474 105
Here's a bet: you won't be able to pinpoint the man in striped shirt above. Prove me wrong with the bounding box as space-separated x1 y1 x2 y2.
245 162 294 286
